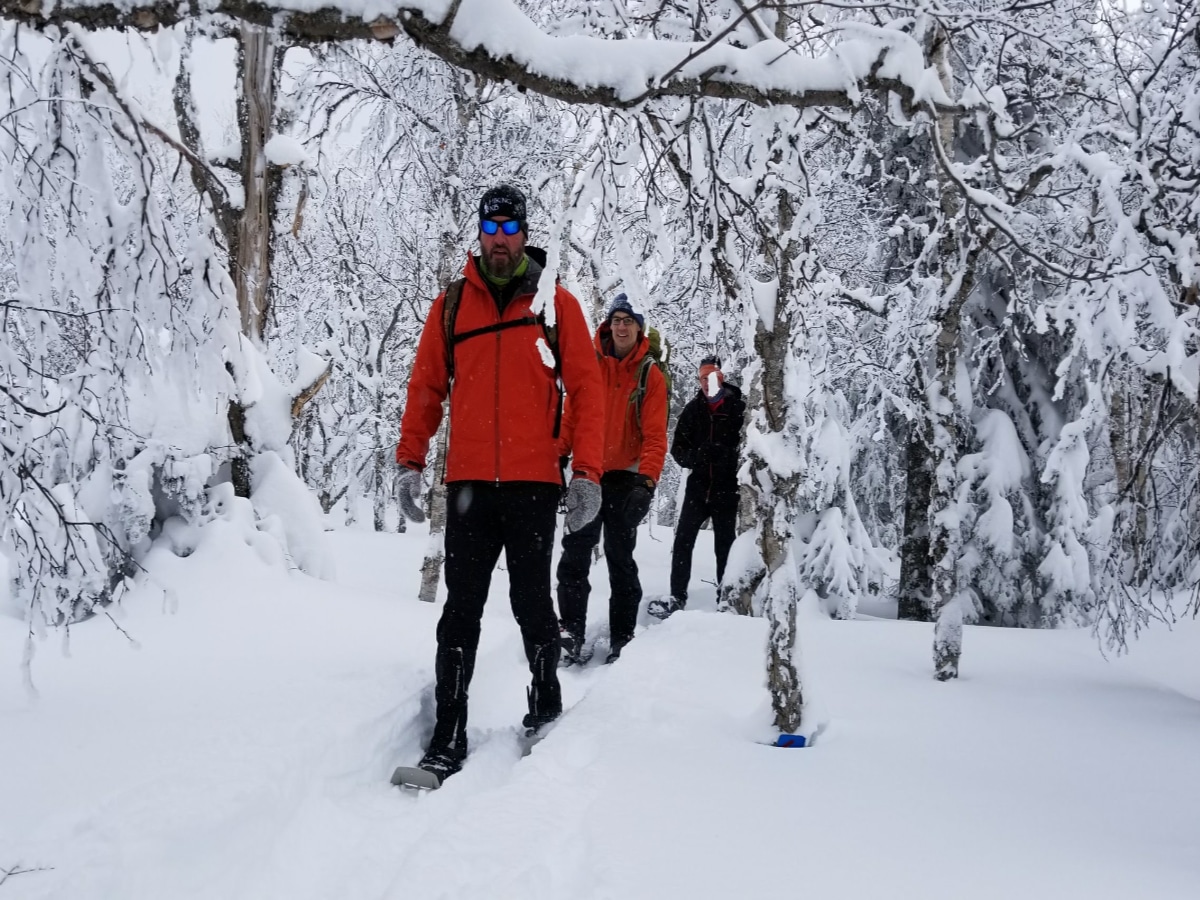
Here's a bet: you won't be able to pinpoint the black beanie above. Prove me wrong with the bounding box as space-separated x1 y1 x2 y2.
479 184 527 224
700 355 722 368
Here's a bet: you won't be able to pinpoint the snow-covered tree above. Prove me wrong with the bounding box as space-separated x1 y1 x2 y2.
5 0 1199 712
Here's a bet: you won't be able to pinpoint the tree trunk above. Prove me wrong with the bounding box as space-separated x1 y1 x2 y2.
236 24 276 341
417 418 449 603
920 24 976 681
374 421 396 533
415 80 481 601
724 193 805 734
755 307 805 733
897 388 935 621
226 23 279 497
1109 374 1154 584
928 295 967 681
718 9 810 734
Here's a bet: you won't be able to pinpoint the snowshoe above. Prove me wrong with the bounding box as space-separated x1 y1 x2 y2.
521 709 559 738
647 596 685 620
391 746 464 791
605 634 631 664
559 626 593 667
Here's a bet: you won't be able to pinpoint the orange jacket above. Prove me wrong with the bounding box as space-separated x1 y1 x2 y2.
396 253 604 485
560 322 668 483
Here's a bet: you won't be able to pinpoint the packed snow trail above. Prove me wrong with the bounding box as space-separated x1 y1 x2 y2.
2 522 1198 900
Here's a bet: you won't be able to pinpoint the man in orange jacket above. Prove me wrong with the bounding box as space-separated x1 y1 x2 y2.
556 294 668 665
395 185 604 784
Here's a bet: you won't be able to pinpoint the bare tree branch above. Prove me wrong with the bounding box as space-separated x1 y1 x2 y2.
290 361 332 418
0 863 54 888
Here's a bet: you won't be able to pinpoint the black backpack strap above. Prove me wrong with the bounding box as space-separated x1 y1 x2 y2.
442 278 467 380
543 316 563 440
451 316 542 346
443 279 566 440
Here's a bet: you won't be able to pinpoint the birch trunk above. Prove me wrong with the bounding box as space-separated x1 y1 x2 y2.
725 187 805 733
760 322 805 734
723 9 808 733
415 79 482 601
417 420 449 603
226 24 279 497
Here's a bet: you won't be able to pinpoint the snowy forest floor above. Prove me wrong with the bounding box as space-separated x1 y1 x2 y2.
2 515 1199 900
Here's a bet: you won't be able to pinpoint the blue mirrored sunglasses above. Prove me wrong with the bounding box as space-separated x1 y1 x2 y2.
481 218 522 235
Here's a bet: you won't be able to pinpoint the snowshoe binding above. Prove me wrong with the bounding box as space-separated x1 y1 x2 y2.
522 680 562 739
605 634 632 665
647 596 685 620
391 747 464 791
559 625 593 668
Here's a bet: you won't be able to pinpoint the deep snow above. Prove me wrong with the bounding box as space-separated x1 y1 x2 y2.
2 514 1198 900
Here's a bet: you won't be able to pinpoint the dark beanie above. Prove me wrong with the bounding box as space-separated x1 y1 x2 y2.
700 354 722 368
479 184 527 223
606 293 645 330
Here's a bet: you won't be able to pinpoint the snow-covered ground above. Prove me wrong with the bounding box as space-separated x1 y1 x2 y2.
2 513 1198 900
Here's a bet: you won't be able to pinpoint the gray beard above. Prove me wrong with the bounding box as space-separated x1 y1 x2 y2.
484 249 520 280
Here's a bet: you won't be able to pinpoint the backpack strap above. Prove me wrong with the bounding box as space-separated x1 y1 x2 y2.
452 316 543 346
544 317 563 440
630 356 655 439
441 277 564 439
442 278 467 380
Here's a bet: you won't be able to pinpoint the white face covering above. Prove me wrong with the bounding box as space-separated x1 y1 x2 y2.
700 365 724 398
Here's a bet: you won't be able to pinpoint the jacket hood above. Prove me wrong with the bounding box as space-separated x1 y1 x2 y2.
466 246 551 297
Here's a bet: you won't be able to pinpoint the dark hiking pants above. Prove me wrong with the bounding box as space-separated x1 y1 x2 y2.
670 488 737 603
556 471 643 652
429 481 563 759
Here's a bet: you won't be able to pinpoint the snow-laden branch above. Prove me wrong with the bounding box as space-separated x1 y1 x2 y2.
0 0 964 113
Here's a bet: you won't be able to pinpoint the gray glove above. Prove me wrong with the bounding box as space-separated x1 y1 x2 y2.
563 477 601 533
396 466 426 523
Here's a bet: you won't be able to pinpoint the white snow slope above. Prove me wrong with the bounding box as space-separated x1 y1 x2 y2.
2 516 1198 900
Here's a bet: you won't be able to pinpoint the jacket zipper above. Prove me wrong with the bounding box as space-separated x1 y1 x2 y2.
494 328 502 482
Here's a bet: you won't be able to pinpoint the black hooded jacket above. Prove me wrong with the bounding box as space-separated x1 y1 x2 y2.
669 382 745 503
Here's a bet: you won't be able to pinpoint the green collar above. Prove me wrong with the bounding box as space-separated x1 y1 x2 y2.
479 254 529 287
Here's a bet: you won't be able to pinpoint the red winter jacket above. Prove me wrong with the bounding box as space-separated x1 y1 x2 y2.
396 253 604 485
560 322 668 483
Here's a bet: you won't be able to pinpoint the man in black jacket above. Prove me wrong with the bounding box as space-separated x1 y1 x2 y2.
648 357 746 619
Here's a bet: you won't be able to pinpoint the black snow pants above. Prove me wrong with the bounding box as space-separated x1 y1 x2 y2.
429 481 563 760
555 470 643 652
670 487 738 603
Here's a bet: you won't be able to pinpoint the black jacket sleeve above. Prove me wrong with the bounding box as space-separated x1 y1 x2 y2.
670 401 701 469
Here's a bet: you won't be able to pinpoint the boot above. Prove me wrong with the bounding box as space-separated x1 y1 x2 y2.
605 632 632 664
422 645 469 780
416 746 465 783
522 642 563 735
559 623 592 667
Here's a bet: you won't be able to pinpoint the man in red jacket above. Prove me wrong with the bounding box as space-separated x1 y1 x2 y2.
395 185 604 784
556 294 668 665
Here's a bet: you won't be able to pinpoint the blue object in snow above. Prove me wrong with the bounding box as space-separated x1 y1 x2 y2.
774 733 808 748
